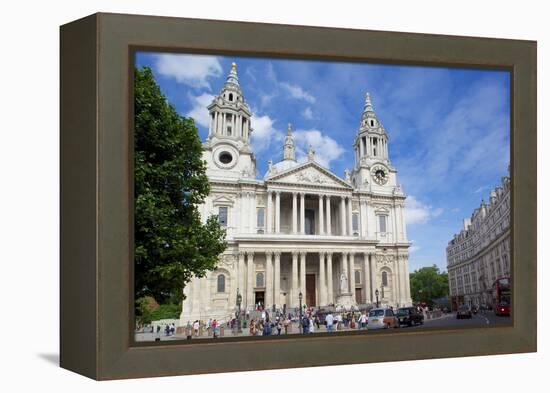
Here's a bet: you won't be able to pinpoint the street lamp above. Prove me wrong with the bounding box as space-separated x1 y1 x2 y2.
299 292 303 333
236 289 242 333
375 289 380 308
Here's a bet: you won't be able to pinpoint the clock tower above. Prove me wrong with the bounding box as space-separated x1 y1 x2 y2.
202 62 256 180
351 92 397 191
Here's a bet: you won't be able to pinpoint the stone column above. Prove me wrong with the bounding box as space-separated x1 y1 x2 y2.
265 251 273 308
300 193 306 234
300 251 307 299
222 113 226 135
292 251 299 306
275 191 281 233
292 192 298 234
349 252 356 302
326 196 332 235
266 191 272 234
274 251 281 308
347 197 354 235
370 253 377 300
404 257 412 305
360 200 367 238
319 252 326 306
341 252 349 293
238 251 246 299
340 196 347 236
363 252 371 303
318 195 325 235
327 253 334 304
246 251 255 309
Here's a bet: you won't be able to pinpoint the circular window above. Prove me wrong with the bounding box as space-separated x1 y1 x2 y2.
219 151 233 164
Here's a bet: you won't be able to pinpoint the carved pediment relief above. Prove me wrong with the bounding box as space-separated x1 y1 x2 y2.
268 163 351 188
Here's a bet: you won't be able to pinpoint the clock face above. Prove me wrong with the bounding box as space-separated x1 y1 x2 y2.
371 165 389 185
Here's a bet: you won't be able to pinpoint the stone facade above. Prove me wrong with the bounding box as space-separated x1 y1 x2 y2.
446 175 511 309
180 63 412 324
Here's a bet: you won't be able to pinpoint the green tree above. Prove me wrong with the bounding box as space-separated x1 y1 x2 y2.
134 66 227 307
409 265 449 305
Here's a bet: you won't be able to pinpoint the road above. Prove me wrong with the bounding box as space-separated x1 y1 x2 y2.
413 311 512 330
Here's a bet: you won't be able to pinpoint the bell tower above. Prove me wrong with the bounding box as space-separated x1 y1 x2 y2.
203 62 256 180
351 92 396 190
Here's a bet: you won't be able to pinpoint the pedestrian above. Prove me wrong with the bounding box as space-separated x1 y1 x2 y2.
283 317 290 334
212 319 218 338
170 323 175 335
193 320 199 337
276 318 282 335
325 312 334 333
309 316 315 334
185 321 192 340
249 319 256 336
314 315 320 329
301 314 309 334
263 318 272 336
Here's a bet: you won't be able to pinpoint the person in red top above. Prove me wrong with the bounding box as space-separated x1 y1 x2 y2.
212 319 218 338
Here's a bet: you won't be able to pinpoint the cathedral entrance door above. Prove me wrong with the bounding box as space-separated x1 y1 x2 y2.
254 291 265 309
355 288 363 304
306 274 316 306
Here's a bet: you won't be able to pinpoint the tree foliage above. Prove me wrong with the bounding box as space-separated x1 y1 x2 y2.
409 265 449 305
134 66 227 306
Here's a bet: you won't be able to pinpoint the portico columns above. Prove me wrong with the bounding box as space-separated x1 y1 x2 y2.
326 197 332 235
318 195 325 235
349 252 356 302
340 197 347 236
265 251 273 307
300 193 306 234
363 252 372 304
326 253 334 303
274 251 281 308
299 251 307 300
238 251 246 300
319 252 327 306
246 251 255 309
266 191 273 234
341 252 349 293
292 192 298 234
275 191 281 233
347 197 354 235
292 252 299 306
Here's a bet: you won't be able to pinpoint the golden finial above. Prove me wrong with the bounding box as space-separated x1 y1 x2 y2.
287 123 292 136
231 62 237 72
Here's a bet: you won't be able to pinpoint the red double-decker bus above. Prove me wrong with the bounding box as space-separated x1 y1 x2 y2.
492 277 511 316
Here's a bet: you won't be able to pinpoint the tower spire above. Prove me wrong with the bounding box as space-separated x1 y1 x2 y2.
364 92 374 112
225 62 240 86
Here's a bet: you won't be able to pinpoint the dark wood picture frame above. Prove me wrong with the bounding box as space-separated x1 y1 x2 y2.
60 12 537 380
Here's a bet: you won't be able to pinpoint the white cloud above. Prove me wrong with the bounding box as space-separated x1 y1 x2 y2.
186 93 215 127
293 129 345 169
474 185 489 194
409 245 421 254
155 54 222 90
302 107 313 120
280 82 316 103
405 196 443 225
250 113 284 154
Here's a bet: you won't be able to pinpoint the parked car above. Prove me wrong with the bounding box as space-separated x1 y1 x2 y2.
456 304 472 319
367 308 399 330
395 307 424 326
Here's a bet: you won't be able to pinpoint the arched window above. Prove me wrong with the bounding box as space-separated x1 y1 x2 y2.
354 270 361 284
217 274 226 293
229 93 233 101
382 271 388 287
256 272 264 288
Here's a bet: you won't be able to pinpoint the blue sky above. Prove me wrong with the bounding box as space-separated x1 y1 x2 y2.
135 52 510 273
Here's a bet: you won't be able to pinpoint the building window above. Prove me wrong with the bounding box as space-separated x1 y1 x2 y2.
229 93 233 101
218 207 228 227
256 272 264 288
352 213 359 235
217 274 226 293
382 271 388 286
355 270 361 285
227 125 232 136
257 208 265 228
378 215 387 233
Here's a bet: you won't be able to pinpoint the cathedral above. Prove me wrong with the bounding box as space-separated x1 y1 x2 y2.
180 63 412 323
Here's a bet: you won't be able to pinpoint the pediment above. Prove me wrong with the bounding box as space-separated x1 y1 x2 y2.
267 162 352 189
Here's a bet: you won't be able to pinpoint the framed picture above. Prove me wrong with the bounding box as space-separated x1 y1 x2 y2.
60 13 536 380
